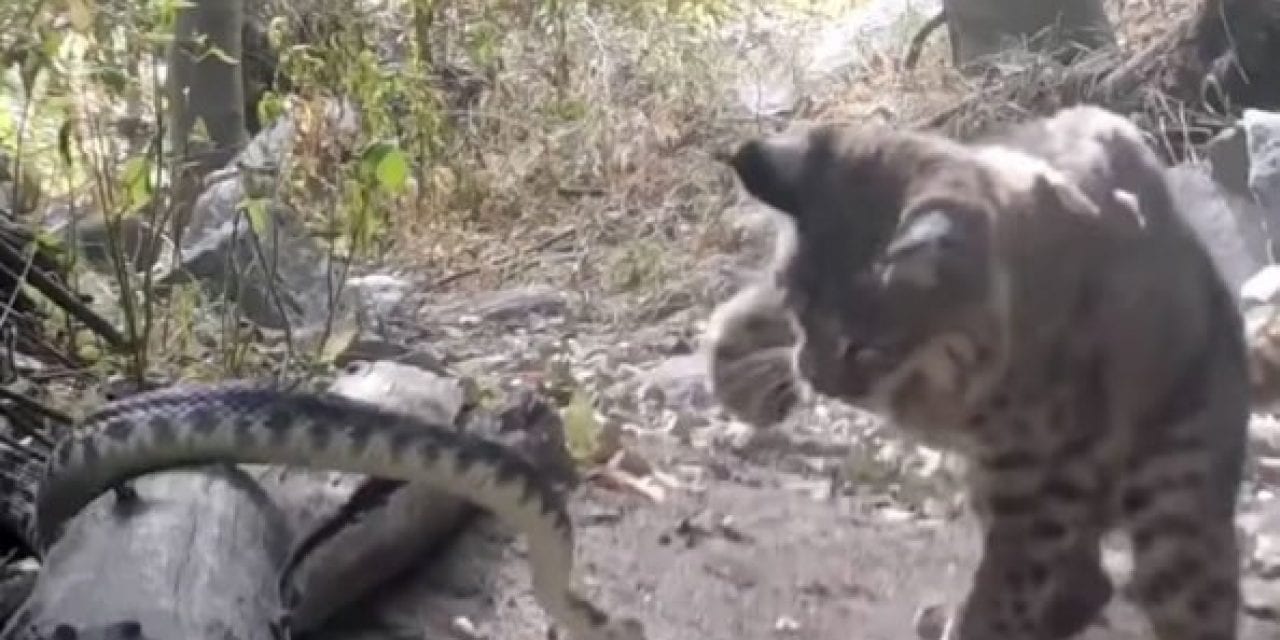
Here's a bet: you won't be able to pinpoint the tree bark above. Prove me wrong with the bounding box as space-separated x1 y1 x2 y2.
166 0 249 169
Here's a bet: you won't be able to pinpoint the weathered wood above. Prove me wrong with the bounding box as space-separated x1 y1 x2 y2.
0 465 292 639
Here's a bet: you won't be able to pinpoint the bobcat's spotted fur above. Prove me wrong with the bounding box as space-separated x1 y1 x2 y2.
704 105 1248 640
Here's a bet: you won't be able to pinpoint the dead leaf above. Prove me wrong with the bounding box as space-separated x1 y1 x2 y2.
65 0 95 33
318 325 360 365
584 450 667 502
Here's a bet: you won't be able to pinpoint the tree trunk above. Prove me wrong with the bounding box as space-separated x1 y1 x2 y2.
942 0 1116 70
165 0 249 168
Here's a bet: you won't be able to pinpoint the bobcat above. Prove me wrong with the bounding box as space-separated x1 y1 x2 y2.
704 105 1248 640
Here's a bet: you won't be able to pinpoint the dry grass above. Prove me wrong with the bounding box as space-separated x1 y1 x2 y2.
371 0 1217 328
858 0 1228 164
361 1 947 321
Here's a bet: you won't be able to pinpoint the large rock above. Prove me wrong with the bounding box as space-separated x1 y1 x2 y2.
1199 109 1280 300
1243 109 1280 216
1165 163 1271 293
158 104 362 334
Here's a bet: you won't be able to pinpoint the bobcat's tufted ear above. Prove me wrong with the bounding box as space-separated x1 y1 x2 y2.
729 132 809 217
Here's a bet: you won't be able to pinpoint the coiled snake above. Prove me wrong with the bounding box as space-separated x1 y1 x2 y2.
28 382 645 640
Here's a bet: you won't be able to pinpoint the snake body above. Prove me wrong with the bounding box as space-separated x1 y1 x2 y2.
32 382 642 640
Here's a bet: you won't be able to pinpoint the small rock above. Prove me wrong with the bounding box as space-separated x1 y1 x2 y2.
663 408 709 440
349 272 411 317
702 556 760 589
450 615 483 639
1251 415 1280 456
1259 456 1280 486
1243 576 1280 620
640 354 713 413
1166 164 1270 293
1243 109 1280 214
773 616 801 634
716 515 754 544
913 604 950 640
1253 532 1280 578
1242 266 1280 307
328 361 464 425
874 505 916 523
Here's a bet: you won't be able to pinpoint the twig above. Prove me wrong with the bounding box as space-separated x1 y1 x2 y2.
430 227 577 290
0 425 45 460
0 385 73 431
431 267 480 290
0 239 129 350
904 10 948 72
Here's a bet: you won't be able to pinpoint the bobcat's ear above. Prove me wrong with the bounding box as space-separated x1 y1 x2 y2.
729 132 809 217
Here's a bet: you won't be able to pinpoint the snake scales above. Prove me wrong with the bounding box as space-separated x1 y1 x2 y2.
26 382 644 640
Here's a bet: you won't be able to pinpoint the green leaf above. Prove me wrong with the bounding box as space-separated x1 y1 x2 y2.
0 108 16 148
359 142 410 194
256 91 286 128
40 30 66 62
242 197 271 236
375 148 409 193
33 229 65 254
561 389 601 464
120 156 154 213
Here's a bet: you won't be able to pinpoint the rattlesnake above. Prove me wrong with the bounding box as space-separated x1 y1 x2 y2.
27 382 644 640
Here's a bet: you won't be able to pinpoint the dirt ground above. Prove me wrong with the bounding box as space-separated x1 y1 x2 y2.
570 440 1280 640
315 326 1280 640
